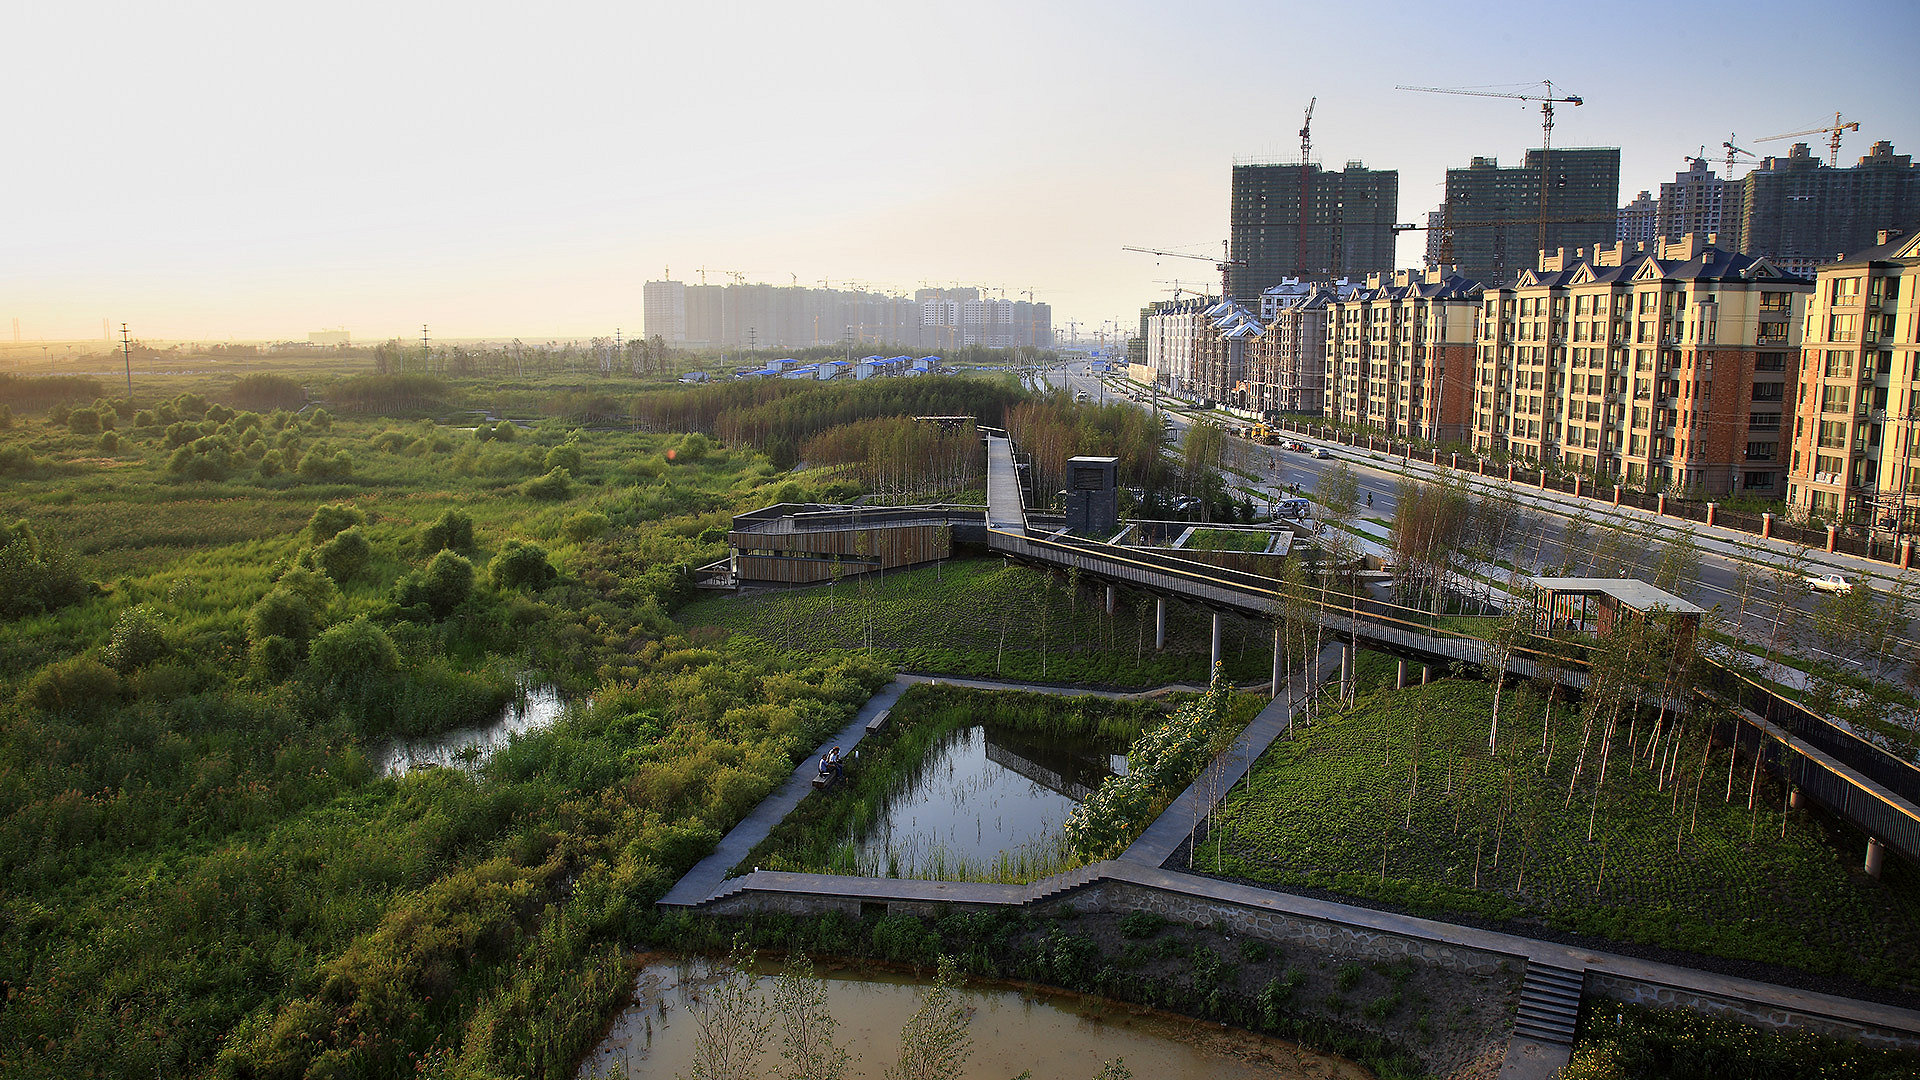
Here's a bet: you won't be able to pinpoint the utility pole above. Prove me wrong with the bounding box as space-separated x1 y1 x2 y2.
120 323 132 398
421 324 430 374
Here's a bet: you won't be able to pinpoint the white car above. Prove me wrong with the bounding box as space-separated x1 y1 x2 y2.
1312 446 1333 459
1805 572 1853 594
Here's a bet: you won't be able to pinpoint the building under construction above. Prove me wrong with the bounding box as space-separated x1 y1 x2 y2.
1434 148 1620 287
1227 161 1399 301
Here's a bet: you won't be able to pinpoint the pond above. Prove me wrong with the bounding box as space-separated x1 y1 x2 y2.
377 685 567 778
579 956 1372 1080
850 725 1125 880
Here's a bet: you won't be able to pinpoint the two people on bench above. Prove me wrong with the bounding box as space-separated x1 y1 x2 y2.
817 746 844 783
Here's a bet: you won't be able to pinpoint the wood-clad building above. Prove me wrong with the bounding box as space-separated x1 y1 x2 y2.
727 504 979 585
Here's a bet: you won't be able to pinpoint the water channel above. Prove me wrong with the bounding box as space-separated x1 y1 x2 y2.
851 724 1126 879
376 685 568 778
580 956 1372 1080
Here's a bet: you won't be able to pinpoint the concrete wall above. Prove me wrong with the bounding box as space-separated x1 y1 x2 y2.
1586 973 1920 1053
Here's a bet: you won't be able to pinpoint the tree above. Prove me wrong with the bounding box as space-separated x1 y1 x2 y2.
885 956 972 1080
307 616 401 690
1651 532 1702 598
687 945 773 1080
1482 602 1535 751
249 587 318 649
419 508 475 554
489 540 556 591
771 952 847 1080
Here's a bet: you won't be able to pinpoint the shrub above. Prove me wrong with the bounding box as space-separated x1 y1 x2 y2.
489 540 555 591
307 503 365 544
249 588 318 648
297 447 353 481
0 404 11 429
0 445 38 475
230 373 306 411
520 467 572 501
103 605 167 672
395 550 474 620
543 441 584 473
21 657 119 713
250 634 299 681
419 508 475 554
562 511 609 542
0 521 89 618
308 616 401 689
491 421 516 442
316 526 373 584
68 408 101 434
97 431 119 453
257 450 284 478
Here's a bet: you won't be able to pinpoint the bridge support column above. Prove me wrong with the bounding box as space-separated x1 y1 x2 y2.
1210 613 1223 675
1396 660 1407 689
1272 628 1284 697
1790 786 1804 809
1105 584 1116 616
1421 664 1432 685
1866 837 1886 878
1340 643 1352 700
1155 598 1166 651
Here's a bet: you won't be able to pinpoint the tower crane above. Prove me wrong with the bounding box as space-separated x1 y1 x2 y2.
1121 243 1245 298
1151 280 1213 300
723 270 747 285
1758 113 1860 167
1721 134 1761 176
1298 97 1316 276
1397 81 1586 258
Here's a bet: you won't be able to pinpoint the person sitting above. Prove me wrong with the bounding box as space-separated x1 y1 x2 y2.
818 746 845 784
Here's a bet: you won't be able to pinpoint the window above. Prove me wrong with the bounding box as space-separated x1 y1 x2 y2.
1830 276 1862 305
1755 353 1786 372
1748 412 1781 430
1751 382 1784 401
1743 471 1775 490
1829 314 1858 342
1820 385 1851 414
1746 442 1776 460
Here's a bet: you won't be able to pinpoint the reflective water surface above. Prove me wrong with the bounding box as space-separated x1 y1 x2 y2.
377 685 566 778
580 956 1372 1080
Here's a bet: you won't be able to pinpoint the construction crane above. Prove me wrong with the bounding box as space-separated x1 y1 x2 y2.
724 270 747 285
1298 97 1316 276
1151 279 1213 300
1121 242 1245 297
1758 112 1860 167
1721 134 1761 176
1397 81 1586 258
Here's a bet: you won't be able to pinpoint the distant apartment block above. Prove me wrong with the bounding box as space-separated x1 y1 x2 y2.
1143 296 1210 396
1471 235 1810 496
645 281 1051 351
1731 141 1920 280
1247 279 1342 416
1323 268 1482 445
1658 157 1730 244
1786 229 1920 528
1191 298 1262 408
1228 161 1398 300
1435 148 1620 287
1618 191 1657 245
307 328 350 346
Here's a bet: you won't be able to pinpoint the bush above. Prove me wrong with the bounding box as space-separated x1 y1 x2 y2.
249 588 319 648
68 408 101 435
489 540 555 591
544 441 584 473
395 550 474 620
419 508 474 554
103 605 167 673
307 503 365 544
257 450 284 478
230 373 307 411
562 511 609 542
308 616 401 689
0 445 38 475
316 526 373 584
520 467 572 501
297 447 353 481
0 521 90 618
250 634 299 681
97 431 119 453
21 657 119 713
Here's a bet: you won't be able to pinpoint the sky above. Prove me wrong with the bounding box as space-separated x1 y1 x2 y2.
7 0 1919 345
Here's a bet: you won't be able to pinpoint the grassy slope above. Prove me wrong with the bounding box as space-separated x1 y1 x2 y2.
1196 674 1920 995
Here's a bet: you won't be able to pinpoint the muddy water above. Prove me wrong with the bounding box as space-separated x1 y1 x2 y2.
855 725 1125 874
581 956 1371 1080
377 685 566 778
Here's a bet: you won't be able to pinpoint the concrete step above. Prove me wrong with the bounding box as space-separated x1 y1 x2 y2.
1513 962 1584 1046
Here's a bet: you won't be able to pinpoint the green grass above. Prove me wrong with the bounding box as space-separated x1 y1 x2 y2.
679 556 1284 687
1195 674 1920 994
1186 528 1275 553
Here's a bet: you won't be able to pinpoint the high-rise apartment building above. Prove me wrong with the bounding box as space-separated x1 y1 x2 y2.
644 281 1051 352
642 279 687 344
1786 230 1920 529
1657 158 1730 244
1618 191 1657 245
1471 235 1810 495
1732 141 1920 280
1323 268 1483 445
1436 148 1620 287
1227 161 1398 300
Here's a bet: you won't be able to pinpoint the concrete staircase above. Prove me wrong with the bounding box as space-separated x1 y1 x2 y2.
1024 863 1108 903
1513 962 1585 1046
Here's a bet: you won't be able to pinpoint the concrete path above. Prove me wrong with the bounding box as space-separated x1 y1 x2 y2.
659 678 911 906
984 435 1028 533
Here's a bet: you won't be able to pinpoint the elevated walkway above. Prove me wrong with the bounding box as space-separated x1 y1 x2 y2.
984 435 1028 533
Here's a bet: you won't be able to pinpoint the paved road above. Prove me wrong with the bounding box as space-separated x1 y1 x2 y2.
1047 362 1919 669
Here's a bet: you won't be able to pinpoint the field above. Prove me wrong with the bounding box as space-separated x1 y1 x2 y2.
1194 670 1920 995
679 556 1284 687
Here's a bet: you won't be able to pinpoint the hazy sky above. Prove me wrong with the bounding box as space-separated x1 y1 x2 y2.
9 0 1919 344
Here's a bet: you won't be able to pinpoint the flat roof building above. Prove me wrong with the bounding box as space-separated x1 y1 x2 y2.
1229 161 1398 301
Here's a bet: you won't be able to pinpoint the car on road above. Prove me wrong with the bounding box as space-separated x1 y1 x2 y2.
1311 446 1332 459
1805 571 1854 593
1273 497 1311 520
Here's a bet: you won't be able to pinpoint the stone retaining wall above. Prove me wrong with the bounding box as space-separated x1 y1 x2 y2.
1586 973 1920 1053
